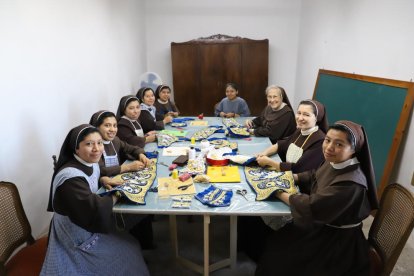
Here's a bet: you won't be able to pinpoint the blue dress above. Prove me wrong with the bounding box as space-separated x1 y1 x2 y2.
41 165 149 275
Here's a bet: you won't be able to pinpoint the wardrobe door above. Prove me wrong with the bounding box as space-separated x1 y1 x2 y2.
241 42 269 116
199 43 242 115
171 44 199 116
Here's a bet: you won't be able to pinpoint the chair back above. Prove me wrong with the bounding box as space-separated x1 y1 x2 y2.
0 181 35 273
368 183 414 276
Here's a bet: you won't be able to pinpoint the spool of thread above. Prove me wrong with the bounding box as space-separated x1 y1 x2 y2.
188 147 196 160
172 169 178 179
179 172 191 182
169 163 178 171
200 139 210 149
190 137 196 145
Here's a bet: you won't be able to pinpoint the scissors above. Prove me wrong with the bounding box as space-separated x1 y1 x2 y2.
236 189 248 201
177 183 193 191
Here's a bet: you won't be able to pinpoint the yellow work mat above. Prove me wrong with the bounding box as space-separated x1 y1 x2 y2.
206 166 241 183
190 120 209 126
157 177 196 197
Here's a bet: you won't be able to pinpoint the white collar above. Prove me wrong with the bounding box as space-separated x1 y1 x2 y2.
157 99 168 104
272 102 286 111
74 154 93 167
122 115 136 122
301 126 318 136
330 157 359 169
103 140 111 145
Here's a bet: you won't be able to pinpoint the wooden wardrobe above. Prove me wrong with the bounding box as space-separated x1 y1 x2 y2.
171 34 269 116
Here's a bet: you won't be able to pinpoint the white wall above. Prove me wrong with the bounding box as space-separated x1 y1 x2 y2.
295 0 414 193
0 0 146 237
144 0 302 103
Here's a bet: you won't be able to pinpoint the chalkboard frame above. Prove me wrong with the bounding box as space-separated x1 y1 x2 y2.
313 69 414 197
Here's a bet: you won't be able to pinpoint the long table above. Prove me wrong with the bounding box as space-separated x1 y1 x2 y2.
113 117 291 275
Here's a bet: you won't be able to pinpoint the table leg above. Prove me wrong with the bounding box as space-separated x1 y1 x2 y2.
203 214 210 276
169 215 178 257
230 215 237 269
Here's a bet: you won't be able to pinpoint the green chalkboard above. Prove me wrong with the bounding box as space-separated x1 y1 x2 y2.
314 70 413 196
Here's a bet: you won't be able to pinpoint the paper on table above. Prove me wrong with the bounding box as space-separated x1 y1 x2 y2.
160 129 188 137
162 146 190 156
190 120 209 126
206 166 241 183
157 177 196 197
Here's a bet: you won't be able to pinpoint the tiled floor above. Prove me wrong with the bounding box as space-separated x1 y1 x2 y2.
144 215 414 275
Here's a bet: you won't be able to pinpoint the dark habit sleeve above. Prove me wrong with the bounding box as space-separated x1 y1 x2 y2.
53 177 113 233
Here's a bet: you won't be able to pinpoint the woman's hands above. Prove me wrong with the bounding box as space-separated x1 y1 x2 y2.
100 176 124 190
163 115 173 124
220 112 237 118
256 156 281 171
145 131 157 143
245 119 254 129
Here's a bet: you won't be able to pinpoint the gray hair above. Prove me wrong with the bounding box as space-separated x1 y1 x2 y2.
265 85 283 96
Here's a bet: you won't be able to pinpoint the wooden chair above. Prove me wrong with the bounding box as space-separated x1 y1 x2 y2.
368 183 414 276
0 181 48 276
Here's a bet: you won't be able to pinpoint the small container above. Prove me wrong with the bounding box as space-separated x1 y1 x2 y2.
200 139 210 150
172 169 178 179
188 147 196 160
190 137 196 145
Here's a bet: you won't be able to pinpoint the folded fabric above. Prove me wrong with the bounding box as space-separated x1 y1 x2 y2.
195 185 233 207
172 117 194 123
170 122 187 127
145 151 159 159
191 126 223 141
157 132 179 148
208 138 238 152
244 167 299 200
227 126 250 138
224 153 256 165
222 118 242 128
100 158 157 204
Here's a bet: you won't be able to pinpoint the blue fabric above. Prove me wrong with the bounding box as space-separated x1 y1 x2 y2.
172 117 194 123
195 185 233 207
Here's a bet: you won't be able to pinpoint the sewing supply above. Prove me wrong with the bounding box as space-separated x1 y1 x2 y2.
177 183 193 190
200 139 210 150
179 172 191 182
188 147 196 160
236 189 248 201
172 169 178 179
190 136 196 145
169 163 178 171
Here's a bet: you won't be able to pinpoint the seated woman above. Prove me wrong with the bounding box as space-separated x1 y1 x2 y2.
214 82 250 117
116 95 156 148
89 110 150 187
41 124 149 275
255 120 379 276
245 85 296 144
154 84 180 117
238 100 328 260
90 110 155 250
256 99 328 173
136 87 173 133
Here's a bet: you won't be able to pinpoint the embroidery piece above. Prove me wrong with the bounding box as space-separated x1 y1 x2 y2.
244 166 298 200
191 126 223 141
171 195 192 209
222 118 242 128
227 127 250 138
183 158 206 175
101 158 157 204
209 139 238 151
195 185 233 207
170 122 187 128
157 133 179 148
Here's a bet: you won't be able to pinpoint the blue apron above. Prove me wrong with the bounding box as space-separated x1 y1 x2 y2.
40 165 149 276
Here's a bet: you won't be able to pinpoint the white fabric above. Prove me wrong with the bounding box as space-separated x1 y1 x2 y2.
286 143 304 163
